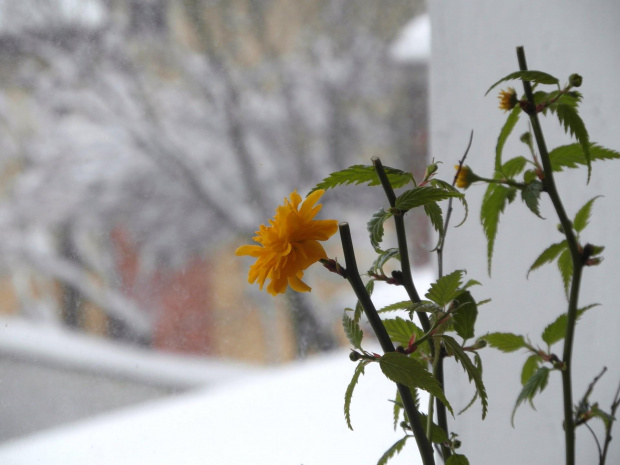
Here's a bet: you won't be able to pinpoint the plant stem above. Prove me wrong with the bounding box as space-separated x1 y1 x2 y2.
516 45 583 465
339 222 435 465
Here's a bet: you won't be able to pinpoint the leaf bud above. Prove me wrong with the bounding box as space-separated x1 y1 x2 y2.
453 440 462 449
349 350 362 362
519 132 532 146
569 73 583 88
425 162 439 179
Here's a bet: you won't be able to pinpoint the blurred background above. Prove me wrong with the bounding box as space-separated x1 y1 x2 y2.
0 0 431 461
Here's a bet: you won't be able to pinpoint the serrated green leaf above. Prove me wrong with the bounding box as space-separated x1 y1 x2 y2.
395 186 463 212
573 196 602 233
418 413 449 443
310 165 413 193
344 360 369 430
501 156 529 178
443 335 488 419
528 241 568 277
383 317 423 347
446 454 470 465
512 366 551 425
379 352 453 415
481 183 517 275
521 354 541 386
556 103 591 180
486 70 560 96
342 313 363 349
452 290 478 341
557 248 573 298
370 248 401 274
425 270 465 307
541 304 597 348
484 332 527 352
430 178 469 226
496 106 522 172
368 208 394 252
377 436 410 465
549 143 620 172
521 180 544 218
424 202 444 237
378 300 413 314
407 301 443 320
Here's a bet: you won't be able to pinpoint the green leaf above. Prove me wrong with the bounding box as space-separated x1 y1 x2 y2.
370 248 401 274
425 269 465 307
367 208 394 252
521 354 541 385
418 413 449 443
485 70 560 96
528 241 568 277
344 360 369 430
557 248 573 298
573 196 602 233
378 300 413 314
443 335 488 419
481 183 517 274
501 156 528 179
452 290 478 341
484 332 527 352
395 186 463 212
556 103 591 180
383 317 423 347
541 304 597 348
424 202 444 237
549 143 620 172
379 352 453 415
512 366 551 425
342 313 363 349
377 436 410 465
310 165 413 193
430 178 469 226
446 454 470 465
496 106 522 172
521 180 544 218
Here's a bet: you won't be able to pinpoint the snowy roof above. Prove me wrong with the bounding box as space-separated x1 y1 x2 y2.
0 350 426 465
390 13 431 63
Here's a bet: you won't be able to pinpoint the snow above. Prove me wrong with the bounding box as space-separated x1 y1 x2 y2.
0 349 427 465
390 14 431 63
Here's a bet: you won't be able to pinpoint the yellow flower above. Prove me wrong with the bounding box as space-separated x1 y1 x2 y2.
454 165 476 189
498 87 518 112
236 189 338 296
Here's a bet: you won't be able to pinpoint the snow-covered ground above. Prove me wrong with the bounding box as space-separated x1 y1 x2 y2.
0 348 427 465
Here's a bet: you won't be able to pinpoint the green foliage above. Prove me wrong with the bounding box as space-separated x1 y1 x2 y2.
424 202 444 243
446 454 471 465
484 332 527 352
481 183 517 274
541 304 597 348
451 290 478 341
418 413 449 443
443 335 488 418
368 208 394 252
501 155 528 178
394 186 463 212
549 143 620 172
555 102 591 180
573 196 602 233
342 313 363 350
377 436 410 465
521 180 544 218
512 366 551 425
383 317 423 347
425 270 465 307
485 70 560 96
310 165 413 193
379 352 453 415
496 106 522 171
430 178 469 226
370 248 401 274
521 354 541 386
378 300 413 314
528 241 568 277
354 280 375 323
344 360 370 430
557 248 573 297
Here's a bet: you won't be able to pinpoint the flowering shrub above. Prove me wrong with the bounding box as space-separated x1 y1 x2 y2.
237 47 620 465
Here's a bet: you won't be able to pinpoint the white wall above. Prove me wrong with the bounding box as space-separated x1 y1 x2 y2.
429 1 620 463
